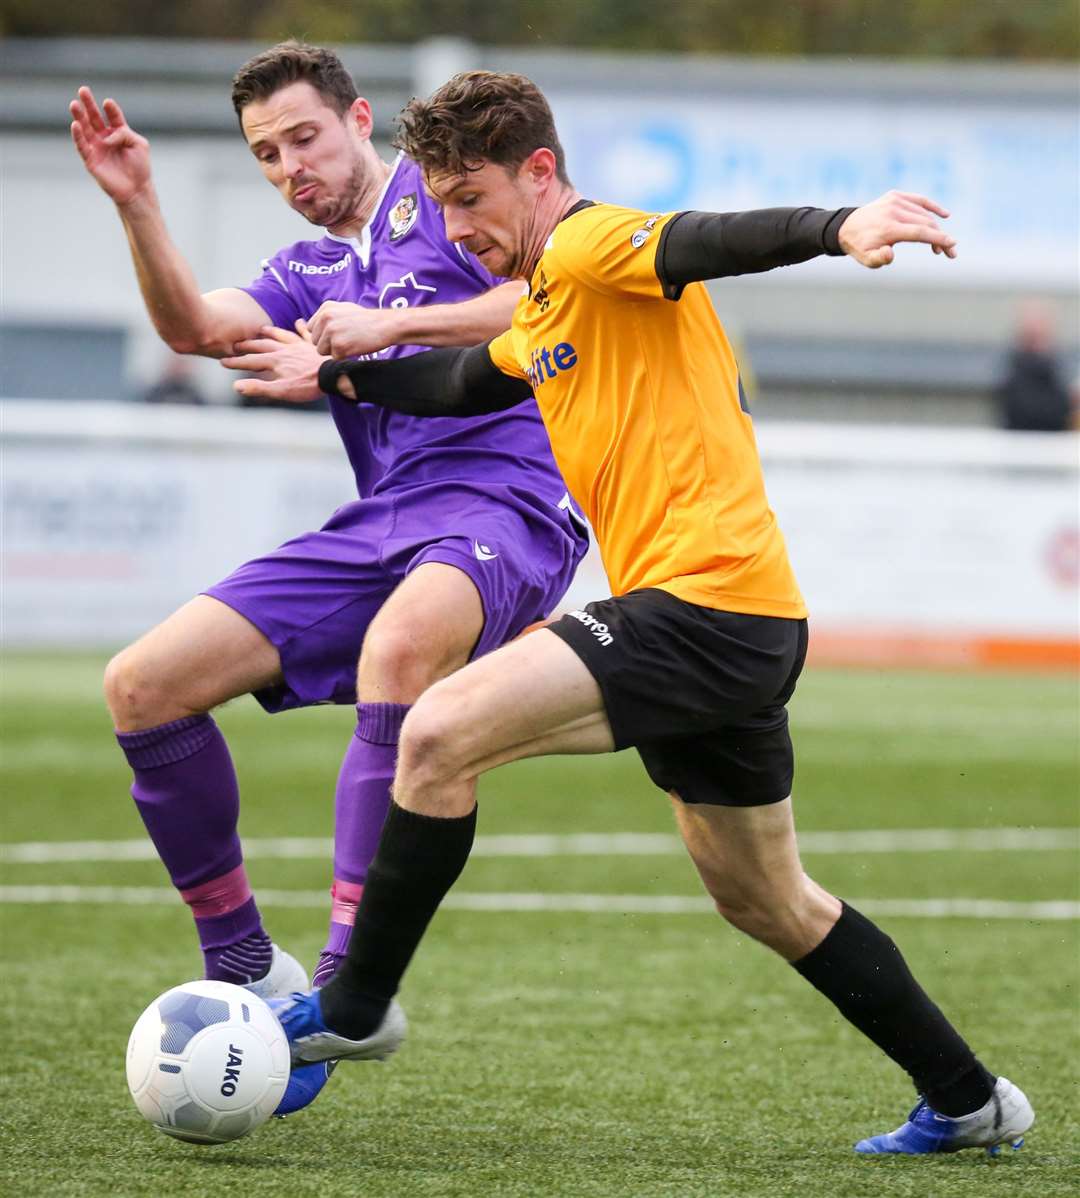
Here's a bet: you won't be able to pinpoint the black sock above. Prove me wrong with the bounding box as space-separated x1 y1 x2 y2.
792 902 996 1116
319 801 477 1040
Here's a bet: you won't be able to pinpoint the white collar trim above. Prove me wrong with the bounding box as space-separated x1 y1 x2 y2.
324 154 406 269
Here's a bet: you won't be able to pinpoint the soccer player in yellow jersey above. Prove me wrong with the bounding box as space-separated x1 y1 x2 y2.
265 72 1034 1155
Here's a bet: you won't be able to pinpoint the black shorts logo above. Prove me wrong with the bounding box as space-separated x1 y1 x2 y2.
568 609 614 646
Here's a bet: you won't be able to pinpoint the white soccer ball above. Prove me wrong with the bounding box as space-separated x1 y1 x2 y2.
126 980 290 1144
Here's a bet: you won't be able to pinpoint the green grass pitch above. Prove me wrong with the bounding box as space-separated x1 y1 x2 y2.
1 654 1077 1197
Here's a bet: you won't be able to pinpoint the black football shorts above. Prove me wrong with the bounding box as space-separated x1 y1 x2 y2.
547 588 808 806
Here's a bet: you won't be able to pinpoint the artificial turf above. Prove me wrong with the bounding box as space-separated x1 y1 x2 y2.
1 655 1077 1197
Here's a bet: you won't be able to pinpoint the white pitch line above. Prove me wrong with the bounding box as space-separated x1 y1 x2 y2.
0 885 1076 921
1 826 1076 865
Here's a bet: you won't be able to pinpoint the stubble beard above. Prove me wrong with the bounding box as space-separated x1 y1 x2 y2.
298 158 369 231
496 244 523 279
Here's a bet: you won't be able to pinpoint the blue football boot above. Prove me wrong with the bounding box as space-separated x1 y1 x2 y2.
270 989 407 1066
269 990 406 1117
855 1077 1033 1156
274 1059 338 1117
271 966 338 1119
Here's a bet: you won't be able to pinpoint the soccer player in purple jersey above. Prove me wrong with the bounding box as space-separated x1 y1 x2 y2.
70 43 588 1111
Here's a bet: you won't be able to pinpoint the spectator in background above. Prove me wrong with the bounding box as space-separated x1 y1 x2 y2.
140 353 207 406
995 304 1073 432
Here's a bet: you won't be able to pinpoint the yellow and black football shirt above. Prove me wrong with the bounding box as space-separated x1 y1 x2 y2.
487 203 807 619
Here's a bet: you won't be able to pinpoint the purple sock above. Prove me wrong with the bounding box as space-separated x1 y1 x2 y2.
313 903 356 988
201 918 273 986
316 702 409 981
116 714 267 979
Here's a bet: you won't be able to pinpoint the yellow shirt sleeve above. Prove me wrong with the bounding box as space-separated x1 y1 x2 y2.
486 328 527 380
554 206 678 299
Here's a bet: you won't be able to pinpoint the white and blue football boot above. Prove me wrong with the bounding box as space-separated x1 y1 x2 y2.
270 991 406 1117
269 989 407 1067
855 1077 1033 1156
272 967 341 1119
241 944 309 1000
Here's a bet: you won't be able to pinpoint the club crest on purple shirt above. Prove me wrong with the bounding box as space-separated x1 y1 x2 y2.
239 156 580 505
388 193 418 242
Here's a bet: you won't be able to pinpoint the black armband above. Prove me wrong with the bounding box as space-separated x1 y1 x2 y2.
656 206 857 298
317 345 533 416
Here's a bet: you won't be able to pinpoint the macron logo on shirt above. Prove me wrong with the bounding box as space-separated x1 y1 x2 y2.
288 253 352 275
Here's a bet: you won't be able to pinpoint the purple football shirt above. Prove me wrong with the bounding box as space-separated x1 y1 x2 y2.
243 156 560 501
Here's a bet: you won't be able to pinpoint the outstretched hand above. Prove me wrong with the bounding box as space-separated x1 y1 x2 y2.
224 322 329 403
70 86 152 207
307 301 400 358
838 190 957 269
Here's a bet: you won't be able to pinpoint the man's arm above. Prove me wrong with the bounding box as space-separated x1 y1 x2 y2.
656 190 955 297
71 87 267 357
234 339 531 414
321 345 531 414
305 281 523 358
226 277 523 397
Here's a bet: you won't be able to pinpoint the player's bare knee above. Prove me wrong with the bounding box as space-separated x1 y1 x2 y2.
396 695 469 791
358 621 462 704
104 644 203 730
103 647 157 728
397 705 458 782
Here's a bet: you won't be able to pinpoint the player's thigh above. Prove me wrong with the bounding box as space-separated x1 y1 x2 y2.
399 627 615 784
356 561 485 703
106 595 282 729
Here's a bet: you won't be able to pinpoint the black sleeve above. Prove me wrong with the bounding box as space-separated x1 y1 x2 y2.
317 344 533 416
655 206 857 299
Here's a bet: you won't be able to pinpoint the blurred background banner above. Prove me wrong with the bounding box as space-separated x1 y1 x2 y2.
0 18 1077 663
553 73 1079 287
2 404 356 645
4 402 1076 667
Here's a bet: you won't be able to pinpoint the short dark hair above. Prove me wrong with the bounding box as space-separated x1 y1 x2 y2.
231 41 358 125
394 70 569 184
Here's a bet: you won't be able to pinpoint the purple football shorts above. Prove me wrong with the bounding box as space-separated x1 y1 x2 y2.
203 482 585 713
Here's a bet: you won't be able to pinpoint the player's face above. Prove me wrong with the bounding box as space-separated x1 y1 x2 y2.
241 82 372 229
427 161 538 279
